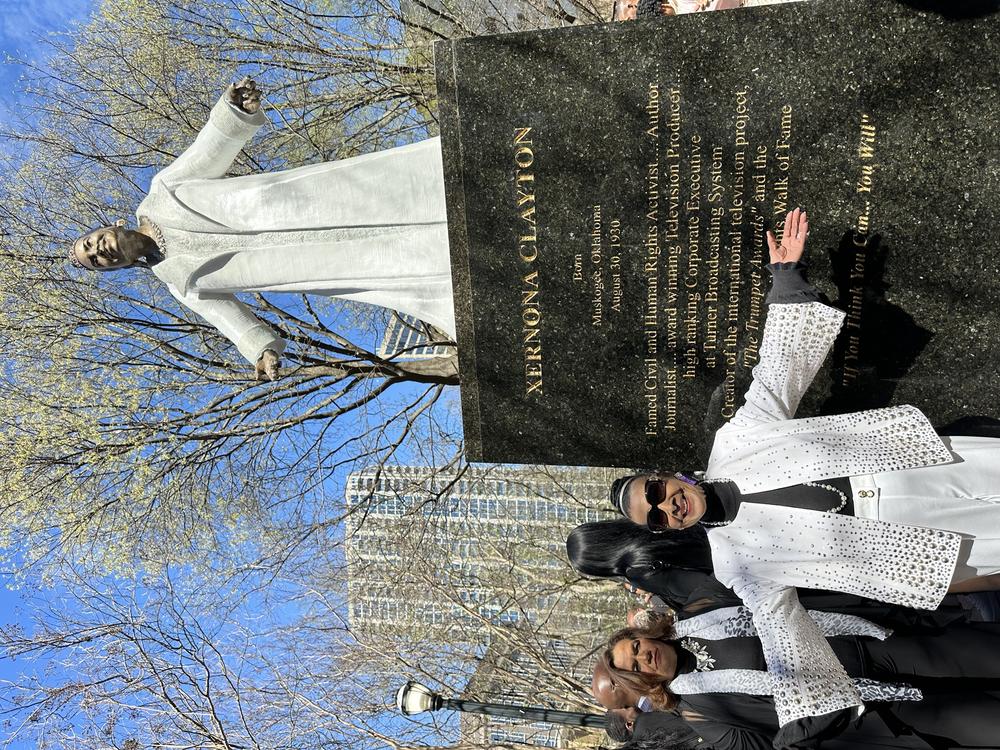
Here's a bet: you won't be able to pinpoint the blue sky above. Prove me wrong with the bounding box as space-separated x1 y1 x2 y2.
0 0 95 121
0 3 96 747
0 4 462 746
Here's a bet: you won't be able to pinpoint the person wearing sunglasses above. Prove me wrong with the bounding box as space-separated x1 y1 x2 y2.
602 208 1000 726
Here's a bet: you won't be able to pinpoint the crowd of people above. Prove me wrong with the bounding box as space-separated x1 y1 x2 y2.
567 212 1000 746
600 4 999 741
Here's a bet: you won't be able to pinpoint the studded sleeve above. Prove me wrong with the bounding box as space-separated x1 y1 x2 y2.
727 302 845 427
728 576 863 727
708 504 962 724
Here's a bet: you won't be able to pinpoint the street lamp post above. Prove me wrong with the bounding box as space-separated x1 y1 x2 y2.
395 680 606 728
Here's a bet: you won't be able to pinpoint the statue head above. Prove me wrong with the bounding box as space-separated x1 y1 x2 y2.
70 220 150 271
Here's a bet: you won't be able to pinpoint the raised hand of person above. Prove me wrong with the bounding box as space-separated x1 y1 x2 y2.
622 581 654 605
255 349 281 382
230 76 263 114
767 207 808 264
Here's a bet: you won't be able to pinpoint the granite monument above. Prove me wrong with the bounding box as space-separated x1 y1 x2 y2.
437 0 1000 466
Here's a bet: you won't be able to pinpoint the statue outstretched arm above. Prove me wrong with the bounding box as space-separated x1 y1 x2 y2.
166 283 285 367
155 78 268 185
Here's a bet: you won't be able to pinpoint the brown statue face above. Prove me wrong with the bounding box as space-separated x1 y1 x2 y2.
72 226 146 271
592 660 641 710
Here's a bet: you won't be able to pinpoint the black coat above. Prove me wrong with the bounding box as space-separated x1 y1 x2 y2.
678 693 937 750
679 691 1000 750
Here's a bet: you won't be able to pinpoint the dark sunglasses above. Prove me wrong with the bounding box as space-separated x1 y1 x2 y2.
644 477 671 532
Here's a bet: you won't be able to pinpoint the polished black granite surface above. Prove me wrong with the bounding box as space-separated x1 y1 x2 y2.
437 0 1000 467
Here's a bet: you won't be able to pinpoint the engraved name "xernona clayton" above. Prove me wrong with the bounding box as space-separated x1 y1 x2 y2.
513 127 544 397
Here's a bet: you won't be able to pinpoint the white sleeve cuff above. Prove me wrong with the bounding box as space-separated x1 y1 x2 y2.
236 324 286 364
209 89 267 141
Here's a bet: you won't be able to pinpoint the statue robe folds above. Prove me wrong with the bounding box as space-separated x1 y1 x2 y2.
139 90 455 364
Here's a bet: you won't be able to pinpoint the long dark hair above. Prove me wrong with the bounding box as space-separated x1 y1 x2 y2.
566 519 714 580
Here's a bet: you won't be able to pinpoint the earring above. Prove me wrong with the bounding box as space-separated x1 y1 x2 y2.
115 218 126 228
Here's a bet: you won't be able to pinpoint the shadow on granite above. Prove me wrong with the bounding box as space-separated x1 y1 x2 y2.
823 232 934 414
938 416 1000 437
438 0 1000 466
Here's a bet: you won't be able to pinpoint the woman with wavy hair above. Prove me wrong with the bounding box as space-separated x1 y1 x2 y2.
598 611 1000 748
600 614 684 711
